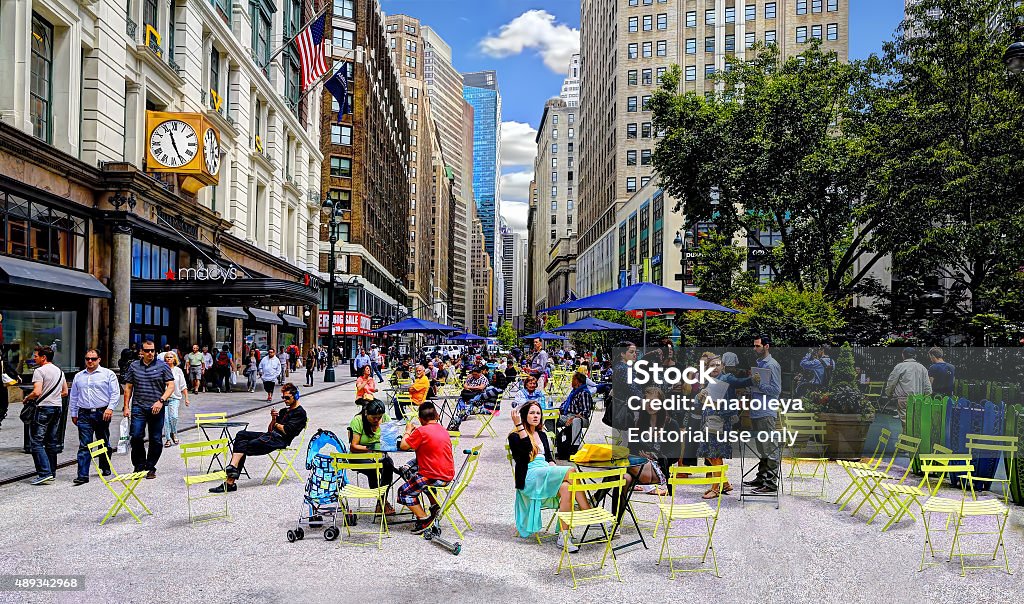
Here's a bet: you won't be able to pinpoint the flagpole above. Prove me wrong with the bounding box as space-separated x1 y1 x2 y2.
300 48 359 100
263 4 331 70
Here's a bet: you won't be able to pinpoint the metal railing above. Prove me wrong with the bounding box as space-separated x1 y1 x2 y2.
126 17 137 39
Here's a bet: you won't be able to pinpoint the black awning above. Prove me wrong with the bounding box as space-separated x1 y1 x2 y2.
131 278 319 307
280 314 307 328
247 306 284 325
217 307 248 320
0 255 111 298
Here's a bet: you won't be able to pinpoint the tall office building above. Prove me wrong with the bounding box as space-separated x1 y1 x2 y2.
577 0 849 295
561 54 582 106
499 218 526 323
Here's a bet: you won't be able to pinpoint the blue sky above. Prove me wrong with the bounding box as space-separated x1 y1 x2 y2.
380 0 906 232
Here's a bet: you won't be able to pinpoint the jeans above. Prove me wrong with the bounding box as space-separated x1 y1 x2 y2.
246 371 257 391
162 397 181 441
130 404 166 472
75 408 112 479
750 415 780 487
30 405 62 478
371 362 384 382
305 367 314 386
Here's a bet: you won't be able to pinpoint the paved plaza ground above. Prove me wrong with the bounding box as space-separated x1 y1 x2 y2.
1 383 1021 603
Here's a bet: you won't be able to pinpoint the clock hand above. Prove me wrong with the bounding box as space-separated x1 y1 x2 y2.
169 133 182 158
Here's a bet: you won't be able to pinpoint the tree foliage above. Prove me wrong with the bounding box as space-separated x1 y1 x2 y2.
496 321 518 349
691 231 757 305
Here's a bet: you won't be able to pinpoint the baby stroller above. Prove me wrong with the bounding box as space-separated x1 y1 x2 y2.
287 429 347 542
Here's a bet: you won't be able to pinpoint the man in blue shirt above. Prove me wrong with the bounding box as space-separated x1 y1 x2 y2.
122 341 176 478
746 335 783 494
798 347 833 395
354 348 371 374
69 349 120 485
927 347 955 398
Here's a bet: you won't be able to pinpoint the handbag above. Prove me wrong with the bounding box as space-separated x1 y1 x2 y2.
20 380 61 423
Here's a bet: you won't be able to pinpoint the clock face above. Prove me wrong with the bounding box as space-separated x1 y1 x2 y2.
149 120 198 168
204 128 221 176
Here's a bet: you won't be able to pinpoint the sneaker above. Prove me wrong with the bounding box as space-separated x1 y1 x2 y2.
208 482 237 493
753 485 777 494
102 469 112 477
411 517 434 535
556 533 579 553
225 465 240 480
742 479 764 488
30 475 54 486
72 477 89 486
145 470 157 480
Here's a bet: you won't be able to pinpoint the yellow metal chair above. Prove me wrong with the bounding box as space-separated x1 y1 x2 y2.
863 381 884 408
331 452 390 549
845 434 922 519
429 444 483 539
965 433 1018 504
87 440 151 524
555 467 627 589
505 444 558 543
448 430 461 450
782 417 829 498
656 464 729 580
180 439 230 524
836 432 918 511
870 451 970 532
262 427 308 486
947 468 1013 576
472 406 500 438
193 412 229 471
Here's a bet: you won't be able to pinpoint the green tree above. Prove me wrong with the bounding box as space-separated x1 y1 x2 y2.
544 313 563 331
833 342 857 388
691 231 757 304
496 321 517 349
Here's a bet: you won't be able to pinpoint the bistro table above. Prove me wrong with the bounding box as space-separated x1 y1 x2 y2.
198 420 251 478
572 455 650 552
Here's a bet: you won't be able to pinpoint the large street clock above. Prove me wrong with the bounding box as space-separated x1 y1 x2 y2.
145 111 221 194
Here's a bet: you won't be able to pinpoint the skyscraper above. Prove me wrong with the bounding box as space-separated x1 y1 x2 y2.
462 70 502 263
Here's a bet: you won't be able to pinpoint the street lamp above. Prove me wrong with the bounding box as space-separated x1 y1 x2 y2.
322 198 343 383
673 229 691 292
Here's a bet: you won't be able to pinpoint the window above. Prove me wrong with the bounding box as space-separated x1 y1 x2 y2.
568 128 574 138
640 149 652 165
627 69 638 85
628 43 638 59
209 47 221 110
626 150 637 166
827 23 839 40
685 65 696 81
405 55 417 68
828 0 839 11
705 64 715 78
551 186 557 196
627 97 637 112
686 11 696 27
765 30 777 44
725 6 735 23
334 28 354 50
551 157 558 168
641 176 651 188
765 2 776 18
642 41 652 58
746 4 756 21
641 68 652 85
796 26 807 43
641 122 652 138
745 32 756 49
656 40 667 56
552 114 559 125
811 25 822 40
550 229 557 241
29 14 53 143
551 201 557 212
642 15 652 31
686 38 696 54
331 124 353 145
568 200 574 211
406 40 417 52
657 13 667 30
656 66 666 81
551 171 558 182
334 0 354 18
328 189 351 210
551 143 558 153
568 113 575 124
628 0 638 6
1 191 88 270
626 177 637 193
567 142 573 153
725 34 735 52
628 16 638 32
812 0 822 12
797 0 807 15
626 123 637 138
705 9 715 24
144 0 158 30
251 2 272 73
330 156 352 177
705 37 715 53
641 95 651 110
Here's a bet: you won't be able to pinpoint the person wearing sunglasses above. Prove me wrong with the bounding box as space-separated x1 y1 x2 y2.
122 340 176 479
69 349 119 485
209 382 307 493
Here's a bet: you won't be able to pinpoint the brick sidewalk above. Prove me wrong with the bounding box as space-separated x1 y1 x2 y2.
0 371 356 484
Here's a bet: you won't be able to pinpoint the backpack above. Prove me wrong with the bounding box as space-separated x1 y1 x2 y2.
216 351 231 368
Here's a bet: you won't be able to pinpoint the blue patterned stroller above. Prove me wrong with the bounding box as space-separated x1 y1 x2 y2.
287 429 347 542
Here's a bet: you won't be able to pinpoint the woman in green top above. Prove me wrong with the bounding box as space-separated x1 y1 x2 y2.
348 400 396 514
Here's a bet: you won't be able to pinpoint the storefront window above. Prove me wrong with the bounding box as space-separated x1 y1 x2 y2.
215 325 233 353
245 328 269 352
0 189 87 270
1 310 79 373
131 238 178 279
131 302 174 349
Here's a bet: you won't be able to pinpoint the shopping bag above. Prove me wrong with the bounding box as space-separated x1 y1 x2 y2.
117 416 131 454
379 420 404 452
569 443 629 463
230 371 238 386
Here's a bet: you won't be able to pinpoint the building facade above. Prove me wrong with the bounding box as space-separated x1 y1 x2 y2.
578 0 849 295
0 0 329 375
499 218 526 323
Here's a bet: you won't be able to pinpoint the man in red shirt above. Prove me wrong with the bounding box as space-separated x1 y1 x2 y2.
398 402 454 534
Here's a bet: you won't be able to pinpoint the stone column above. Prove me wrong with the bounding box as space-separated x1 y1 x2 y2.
110 224 133 358
204 307 218 349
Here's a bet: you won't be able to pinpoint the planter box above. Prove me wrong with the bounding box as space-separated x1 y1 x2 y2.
818 412 875 460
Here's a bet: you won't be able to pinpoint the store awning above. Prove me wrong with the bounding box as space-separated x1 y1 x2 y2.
0 255 111 298
280 314 307 328
216 307 248 320
131 278 319 307
247 307 284 325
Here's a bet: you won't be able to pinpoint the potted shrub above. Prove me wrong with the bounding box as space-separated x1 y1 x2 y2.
805 344 876 459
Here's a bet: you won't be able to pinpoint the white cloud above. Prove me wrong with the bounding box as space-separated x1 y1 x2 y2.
479 10 580 74
501 200 529 234
501 170 533 204
500 121 538 169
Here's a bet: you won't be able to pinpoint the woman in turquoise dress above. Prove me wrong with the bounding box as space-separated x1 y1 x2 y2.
508 401 591 551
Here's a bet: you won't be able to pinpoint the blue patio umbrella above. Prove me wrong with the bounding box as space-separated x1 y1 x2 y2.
551 317 640 332
521 330 569 341
371 317 461 334
447 332 488 342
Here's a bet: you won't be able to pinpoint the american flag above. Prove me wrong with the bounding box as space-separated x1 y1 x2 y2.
295 12 329 89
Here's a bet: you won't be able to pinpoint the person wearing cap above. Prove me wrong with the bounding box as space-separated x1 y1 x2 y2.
885 347 932 429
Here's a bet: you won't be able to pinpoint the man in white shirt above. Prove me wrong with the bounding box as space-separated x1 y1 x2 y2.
25 346 68 485
69 349 119 484
370 346 384 381
201 346 214 393
279 348 290 382
258 348 283 402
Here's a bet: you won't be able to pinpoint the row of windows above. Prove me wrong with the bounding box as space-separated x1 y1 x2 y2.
625 95 652 112
550 128 575 139
797 0 841 15
625 175 653 193
626 0 668 6
627 14 669 32
626 122 655 138
626 66 668 86
550 142 575 154
550 200 576 212
550 157 576 168
0 190 88 271
550 113 575 125
385 23 418 35
627 40 669 59
625 149 653 166
796 23 841 42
